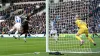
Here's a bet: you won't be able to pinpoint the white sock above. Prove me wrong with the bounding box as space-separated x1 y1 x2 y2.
9 28 14 32
23 38 26 41
54 34 58 41
14 31 18 37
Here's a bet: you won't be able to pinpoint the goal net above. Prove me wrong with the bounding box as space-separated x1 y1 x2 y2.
46 0 100 53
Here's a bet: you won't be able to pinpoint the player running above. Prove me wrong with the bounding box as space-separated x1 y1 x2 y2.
50 19 58 42
8 14 21 39
19 14 30 42
75 15 96 46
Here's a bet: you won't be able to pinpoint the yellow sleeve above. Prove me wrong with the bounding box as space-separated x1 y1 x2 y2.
75 20 80 27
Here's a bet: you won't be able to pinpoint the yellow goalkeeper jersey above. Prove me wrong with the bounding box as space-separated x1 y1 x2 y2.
75 19 87 29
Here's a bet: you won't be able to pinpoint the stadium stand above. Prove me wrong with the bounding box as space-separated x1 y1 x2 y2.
0 0 45 3
49 0 100 33
88 0 100 33
0 0 46 34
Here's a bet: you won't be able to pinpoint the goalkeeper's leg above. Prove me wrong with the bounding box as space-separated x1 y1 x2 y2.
76 29 84 46
85 31 96 46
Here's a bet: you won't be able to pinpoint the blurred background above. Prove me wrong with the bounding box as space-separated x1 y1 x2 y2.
49 0 100 34
0 0 46 35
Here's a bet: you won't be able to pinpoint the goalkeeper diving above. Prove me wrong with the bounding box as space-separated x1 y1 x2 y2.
75 15 96 46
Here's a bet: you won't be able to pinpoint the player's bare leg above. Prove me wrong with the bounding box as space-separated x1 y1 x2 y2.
76 33 84 46
85 34 96 46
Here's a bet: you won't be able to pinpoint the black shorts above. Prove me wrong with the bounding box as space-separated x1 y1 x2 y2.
23 30 28 33
22 20 29 33
22 26 29 33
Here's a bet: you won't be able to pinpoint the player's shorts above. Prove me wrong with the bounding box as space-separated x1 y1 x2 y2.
23 30 28 33
13 23 21 30
50 29 57 35
2 27 6 32
22 25 29 33
77 28 88 35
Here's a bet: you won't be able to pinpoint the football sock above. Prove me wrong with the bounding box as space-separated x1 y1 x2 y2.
54 34 58 41
14 31 18 36
76 35 82 41
87 37 94 43
9 28 14 32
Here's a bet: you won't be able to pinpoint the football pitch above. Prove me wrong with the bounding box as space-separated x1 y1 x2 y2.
49 34 100 52
0 34 100 56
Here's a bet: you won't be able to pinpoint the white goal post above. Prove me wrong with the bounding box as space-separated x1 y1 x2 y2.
46 0 49 52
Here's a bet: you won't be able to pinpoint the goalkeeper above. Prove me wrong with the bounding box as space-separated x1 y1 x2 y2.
75 15 96 46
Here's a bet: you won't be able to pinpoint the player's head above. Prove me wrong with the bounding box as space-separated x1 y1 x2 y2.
75 15 80 18
75 14 80 20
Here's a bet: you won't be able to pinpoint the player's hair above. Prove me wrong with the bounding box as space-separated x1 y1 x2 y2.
75 15 81 20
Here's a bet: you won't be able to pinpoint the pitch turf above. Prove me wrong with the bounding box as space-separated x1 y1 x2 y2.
49 34 100 52
0 34 100 56
0 37 45 56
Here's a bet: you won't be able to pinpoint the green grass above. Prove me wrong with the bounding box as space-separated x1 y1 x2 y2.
49 34 100 52
0 34 100 56
0 37 45 56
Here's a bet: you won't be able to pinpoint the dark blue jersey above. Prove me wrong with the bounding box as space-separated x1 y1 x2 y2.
91 22 97 32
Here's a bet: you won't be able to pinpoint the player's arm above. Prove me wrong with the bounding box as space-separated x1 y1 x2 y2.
86 23 88 28
81 20 88 28
75 20 80 27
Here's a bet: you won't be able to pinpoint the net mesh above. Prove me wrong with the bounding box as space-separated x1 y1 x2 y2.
48 0 92 52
